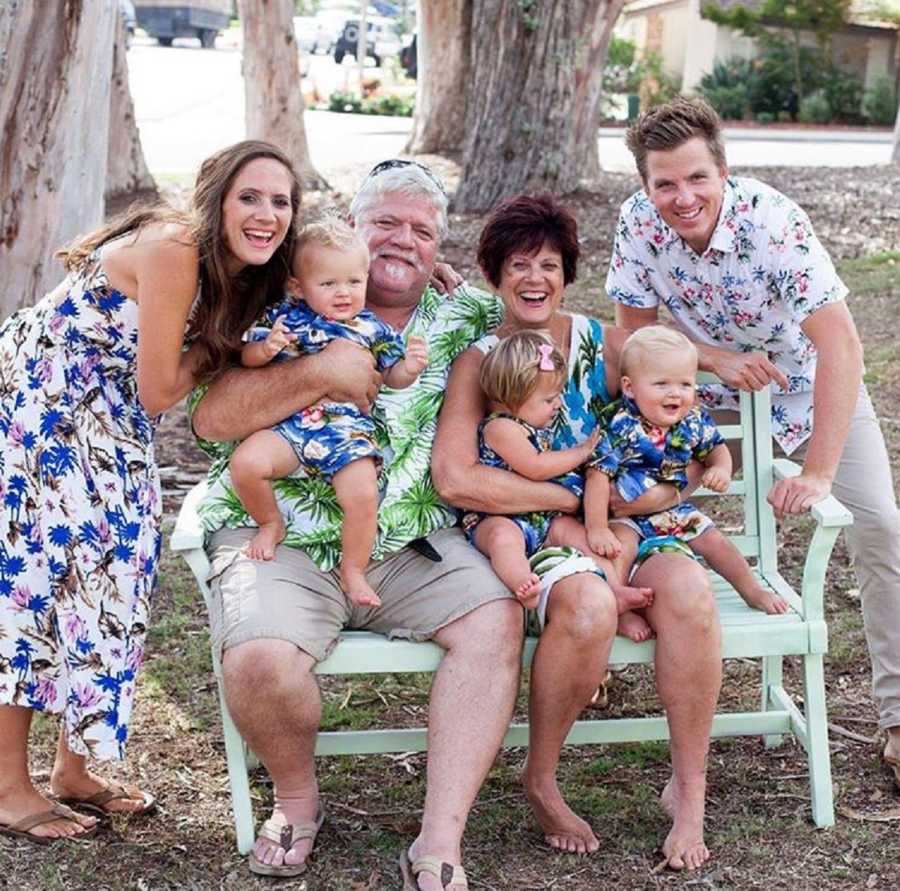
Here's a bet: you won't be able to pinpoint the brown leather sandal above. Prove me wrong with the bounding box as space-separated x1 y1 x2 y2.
54 781 156 818
0 803 97 845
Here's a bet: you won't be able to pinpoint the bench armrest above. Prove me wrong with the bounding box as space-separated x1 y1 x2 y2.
171 480 209 552
772 459 853 528
771 459 852 622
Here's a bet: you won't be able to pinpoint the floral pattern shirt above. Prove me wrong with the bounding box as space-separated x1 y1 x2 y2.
189 285 503 570
589 398 724 501
606 176 848 454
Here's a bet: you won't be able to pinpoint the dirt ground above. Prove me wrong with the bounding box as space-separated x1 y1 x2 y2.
3 164 899 891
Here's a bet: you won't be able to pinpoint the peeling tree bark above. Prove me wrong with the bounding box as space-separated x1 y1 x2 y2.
454 0 620 213
0 0 117 315
237 0 327 191
405 0 472 155
106 9 156 201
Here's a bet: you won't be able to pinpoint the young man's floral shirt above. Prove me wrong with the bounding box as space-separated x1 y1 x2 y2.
606 176 848 454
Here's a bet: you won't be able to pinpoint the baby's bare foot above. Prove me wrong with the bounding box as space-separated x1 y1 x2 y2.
245 520 285 561
515 573 542 610
743 586 788 615
341 566 381 608
610 581 654 613
617 610 654 642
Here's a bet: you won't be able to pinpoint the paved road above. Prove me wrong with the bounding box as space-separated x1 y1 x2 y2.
129 40 895 183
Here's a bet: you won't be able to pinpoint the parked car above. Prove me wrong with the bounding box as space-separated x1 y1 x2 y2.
134 0 231 48
293 15 335 55
120 0 137 39
333 16 401 67
400 33 416 79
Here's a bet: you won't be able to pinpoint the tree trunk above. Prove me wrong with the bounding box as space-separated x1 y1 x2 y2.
892 101 900 164
404 0 472 155
237 0 327 191
106 9 156 202
571 0 628 181
0 0 116 316
454 0 612 213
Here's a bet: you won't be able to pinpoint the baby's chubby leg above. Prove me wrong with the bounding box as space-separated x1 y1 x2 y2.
332 458 381 608
230 430 300 560
473 517 541 609
606 523 656 642
690 527 788 614
546 516 653 621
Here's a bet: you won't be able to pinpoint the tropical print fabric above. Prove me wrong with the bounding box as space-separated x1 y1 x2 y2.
474 315 617 584
606 176 848 454
191 284 503 570
589 399 724 501
245 298 406 482
0 256 161 761
462 411 583 557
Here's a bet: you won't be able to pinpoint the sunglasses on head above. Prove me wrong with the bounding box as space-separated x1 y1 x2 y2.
366 159 448 198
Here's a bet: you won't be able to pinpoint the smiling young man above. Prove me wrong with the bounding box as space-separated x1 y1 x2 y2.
607 96 900 785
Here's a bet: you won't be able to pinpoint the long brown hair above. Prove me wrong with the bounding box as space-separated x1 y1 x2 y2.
58 140 302 381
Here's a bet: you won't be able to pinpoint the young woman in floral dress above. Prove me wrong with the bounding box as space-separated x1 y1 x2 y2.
0 140 300 842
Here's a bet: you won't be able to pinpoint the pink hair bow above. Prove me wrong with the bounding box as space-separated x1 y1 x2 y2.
538 343 555 371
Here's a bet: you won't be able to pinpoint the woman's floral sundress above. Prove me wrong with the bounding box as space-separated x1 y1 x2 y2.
0 254 161 760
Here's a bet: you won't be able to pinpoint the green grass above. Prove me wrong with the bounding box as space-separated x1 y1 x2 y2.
837 251 900 298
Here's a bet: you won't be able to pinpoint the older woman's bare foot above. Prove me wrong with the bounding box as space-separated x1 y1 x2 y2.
617 610 654 642
660 778 710 871
523 772 599 854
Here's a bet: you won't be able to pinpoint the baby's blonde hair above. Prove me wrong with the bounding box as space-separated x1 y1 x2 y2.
292 216 369 273
619 325 697 379
480 330 566 411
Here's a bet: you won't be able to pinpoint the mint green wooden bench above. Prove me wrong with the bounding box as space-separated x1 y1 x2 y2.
171 383 852 853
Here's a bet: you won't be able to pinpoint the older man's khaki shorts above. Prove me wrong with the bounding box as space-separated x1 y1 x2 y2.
206 527 514 663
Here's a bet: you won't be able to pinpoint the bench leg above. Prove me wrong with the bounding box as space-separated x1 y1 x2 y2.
803 653 835 828
761 655 784 749
217 680 257 853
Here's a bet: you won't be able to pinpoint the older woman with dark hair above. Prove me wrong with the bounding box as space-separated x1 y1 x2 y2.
432 193 721 871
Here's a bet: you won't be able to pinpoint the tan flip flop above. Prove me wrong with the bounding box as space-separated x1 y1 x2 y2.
398 848 469 890
0 803 97 845
54 781 156 819
248 807 325 877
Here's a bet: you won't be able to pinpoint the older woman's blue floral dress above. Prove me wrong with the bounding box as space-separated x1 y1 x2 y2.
0 255 160 761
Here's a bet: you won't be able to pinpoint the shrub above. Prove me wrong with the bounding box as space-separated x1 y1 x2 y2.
638 51 681 110
863 77 897 126
755 111 776 124
822 68 864 122
325 91 413 117
798 90 832 124
328 90 362 114
698 58 755 119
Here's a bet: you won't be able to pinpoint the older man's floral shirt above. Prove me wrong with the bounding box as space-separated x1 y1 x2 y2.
188 284 503 570
606 176 848 454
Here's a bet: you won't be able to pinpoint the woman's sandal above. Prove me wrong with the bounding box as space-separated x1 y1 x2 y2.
0 803 97 845
53 781 156 819
398 848 469 890
248 808 325 877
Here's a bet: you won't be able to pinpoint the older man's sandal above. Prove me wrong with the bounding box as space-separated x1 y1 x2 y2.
398 848 469 890
248 808 325 877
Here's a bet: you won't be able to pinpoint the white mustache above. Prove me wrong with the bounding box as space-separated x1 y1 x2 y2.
373 249 424 273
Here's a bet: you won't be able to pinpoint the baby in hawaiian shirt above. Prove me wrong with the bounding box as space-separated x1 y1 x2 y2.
228 218 428 608
585 325 787 642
